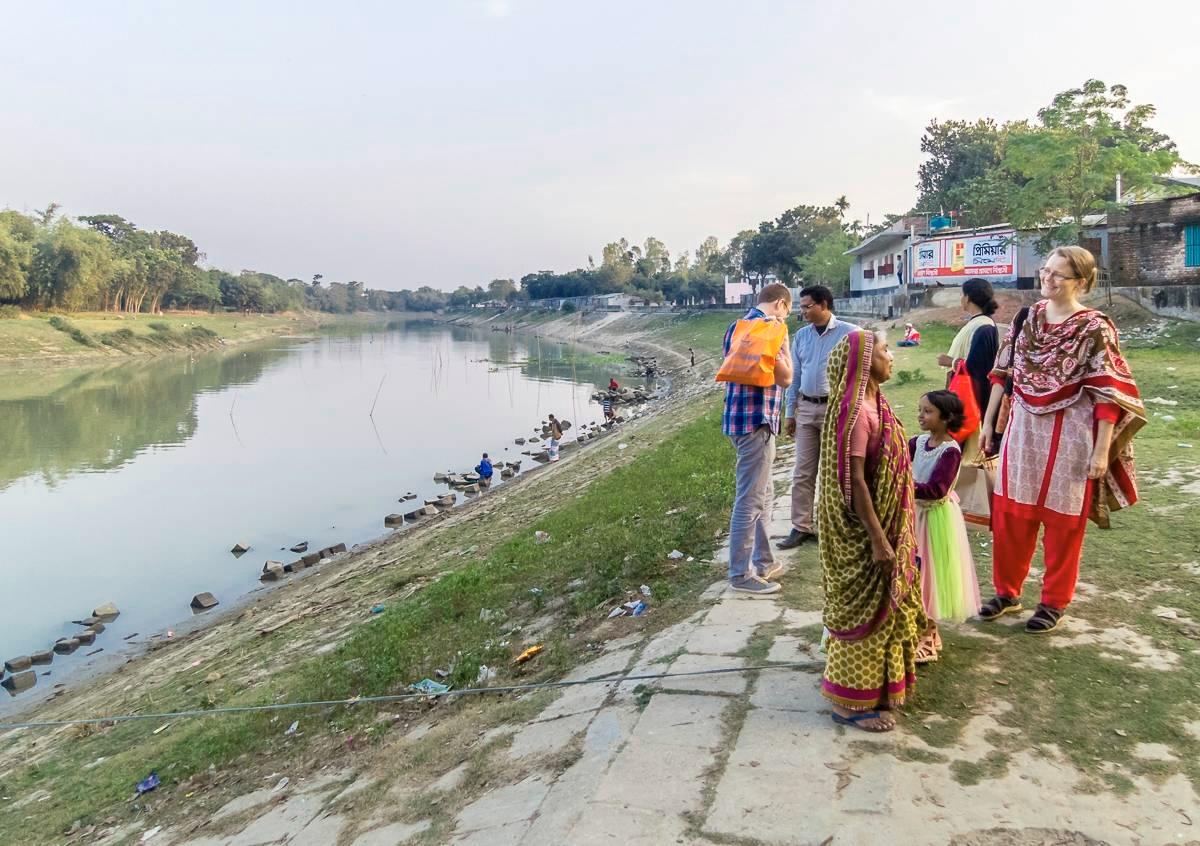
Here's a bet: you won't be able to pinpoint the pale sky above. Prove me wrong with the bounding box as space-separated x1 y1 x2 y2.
3 1 1198 291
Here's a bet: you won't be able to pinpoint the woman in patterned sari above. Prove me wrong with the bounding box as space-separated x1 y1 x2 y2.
979 246 1145 633
818 330 927 732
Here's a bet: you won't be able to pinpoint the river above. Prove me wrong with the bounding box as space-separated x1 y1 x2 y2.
0 320 619 705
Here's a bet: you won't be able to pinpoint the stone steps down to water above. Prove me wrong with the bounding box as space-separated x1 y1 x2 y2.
4 601 119 695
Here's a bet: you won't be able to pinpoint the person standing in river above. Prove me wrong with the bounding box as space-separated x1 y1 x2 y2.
547 414 564 462
779 285 856 551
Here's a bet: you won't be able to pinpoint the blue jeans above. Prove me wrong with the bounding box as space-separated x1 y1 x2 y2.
728 426 777 581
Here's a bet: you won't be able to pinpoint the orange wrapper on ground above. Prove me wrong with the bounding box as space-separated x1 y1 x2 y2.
513 645 544 665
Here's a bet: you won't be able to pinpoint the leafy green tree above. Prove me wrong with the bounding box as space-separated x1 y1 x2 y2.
798 231 856 295
1000 80 1186 245
915 119 1003 214
0 214 34 301
487 278 516 301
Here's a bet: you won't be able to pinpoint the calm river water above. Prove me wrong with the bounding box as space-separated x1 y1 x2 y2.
0 321 614 705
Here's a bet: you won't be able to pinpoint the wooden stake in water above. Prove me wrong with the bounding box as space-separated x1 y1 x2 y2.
369 374 387 418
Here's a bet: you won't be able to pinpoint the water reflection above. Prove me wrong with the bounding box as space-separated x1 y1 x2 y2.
0 324 612 704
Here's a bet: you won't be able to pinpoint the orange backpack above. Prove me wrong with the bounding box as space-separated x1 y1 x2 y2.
715 319 788 388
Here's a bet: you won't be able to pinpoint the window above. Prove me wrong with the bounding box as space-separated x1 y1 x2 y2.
1187 223 1200 268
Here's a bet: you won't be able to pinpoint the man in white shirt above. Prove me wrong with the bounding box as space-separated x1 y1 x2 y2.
778 286 857 549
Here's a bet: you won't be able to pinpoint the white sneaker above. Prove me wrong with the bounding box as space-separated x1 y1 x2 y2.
730 576 781 596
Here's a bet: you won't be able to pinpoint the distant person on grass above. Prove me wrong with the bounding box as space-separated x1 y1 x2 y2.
720 283 793 596
897 323 921 347
779 285 856 551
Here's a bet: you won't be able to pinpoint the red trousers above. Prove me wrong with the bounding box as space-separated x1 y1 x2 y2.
991 500 1088 610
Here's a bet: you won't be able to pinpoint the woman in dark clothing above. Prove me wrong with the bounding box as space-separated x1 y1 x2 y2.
937 278 999 461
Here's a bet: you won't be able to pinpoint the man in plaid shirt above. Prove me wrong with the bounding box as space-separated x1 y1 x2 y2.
722 283 793 595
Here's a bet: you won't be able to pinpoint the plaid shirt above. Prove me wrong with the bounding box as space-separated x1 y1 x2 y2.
721 307 784 437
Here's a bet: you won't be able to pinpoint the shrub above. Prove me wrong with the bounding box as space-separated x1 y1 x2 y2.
48 315 99 348
0 304 20 319
896 369 927 386
560 302 577 314
148 321 172 332
99 328 138 350
185 325 219 342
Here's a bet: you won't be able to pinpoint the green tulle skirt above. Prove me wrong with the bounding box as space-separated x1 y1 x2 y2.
915 498 981 624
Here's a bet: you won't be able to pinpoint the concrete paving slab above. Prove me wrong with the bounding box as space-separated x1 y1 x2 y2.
683 622 755 656
454 775 550 833
228 792 326 846
508 711 593 759
782 608 823 629
749 669 825 712
289 813 347 846
351 819 433 845
567 802 688 845
430 762 469 793
766 635 821 664
593 741 713 813
449 820 529 845
662 653 748 695
631 693 730 749
212 789 276 822
703 598 782 627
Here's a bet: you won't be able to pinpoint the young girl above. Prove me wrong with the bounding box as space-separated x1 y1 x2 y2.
911 391 981 643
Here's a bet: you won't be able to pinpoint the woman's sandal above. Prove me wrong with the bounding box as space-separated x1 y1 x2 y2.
832 711 895 732
979 596 1023 621
1025 604 1066 634
916 633 940 665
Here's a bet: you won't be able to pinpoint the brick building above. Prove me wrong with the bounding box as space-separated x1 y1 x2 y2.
1109 192 1200 286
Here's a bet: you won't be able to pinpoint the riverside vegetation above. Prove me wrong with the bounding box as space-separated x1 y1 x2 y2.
1 301 1198 843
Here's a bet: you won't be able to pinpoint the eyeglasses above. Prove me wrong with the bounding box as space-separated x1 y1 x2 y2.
1038 266 1078 283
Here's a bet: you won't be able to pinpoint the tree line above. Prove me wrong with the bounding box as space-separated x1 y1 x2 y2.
2 79 1186 315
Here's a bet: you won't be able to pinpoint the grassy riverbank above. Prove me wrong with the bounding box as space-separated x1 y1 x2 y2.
0 309 398 367
2 302 1198 843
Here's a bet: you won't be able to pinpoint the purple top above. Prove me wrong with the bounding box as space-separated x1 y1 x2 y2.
908 437 963 501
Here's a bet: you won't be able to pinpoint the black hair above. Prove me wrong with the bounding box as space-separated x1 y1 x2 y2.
799 285 834 310
923 390 965 433
483 452 489 458
962 277 999 316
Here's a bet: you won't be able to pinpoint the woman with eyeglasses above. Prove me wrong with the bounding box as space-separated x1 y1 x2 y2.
978 246 1145 633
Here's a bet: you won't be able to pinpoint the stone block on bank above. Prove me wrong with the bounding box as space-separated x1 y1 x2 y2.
290 542 309 553
2 671 36 694
464 484 480 494
327 542 348 555
93 602 120 620
385 514 405 528
301 551 322 566
231 542 251 555
87 621 106 634
515 438 526 445
261 561 286 582
434 471 450 482
30 650 53 666
76 630 96 645
285 559 306 573
401 491 418 501
191 592 219 611
54 638 80 655
404 508 425 522
4 656 32 673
